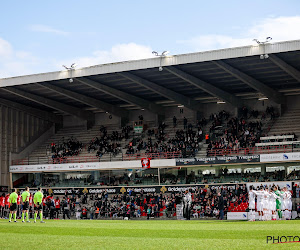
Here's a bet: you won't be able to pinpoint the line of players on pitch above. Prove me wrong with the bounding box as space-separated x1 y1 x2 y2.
7 187 45 223
248 185 292 221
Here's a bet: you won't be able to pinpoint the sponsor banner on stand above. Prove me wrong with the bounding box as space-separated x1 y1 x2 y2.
15 181 292 196
16 183 237 195
0 186 8 192
260 152 300 163
176 155 260 166
227 212 248 220
9 159 176 173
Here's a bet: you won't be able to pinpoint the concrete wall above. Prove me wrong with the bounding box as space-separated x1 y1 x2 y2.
0 105 51 186
63 115 87 128
286 96 300 112
63 113 122 128
201 99 281 118
128 110 156 123
202 102 237 118
11 125 55 161
164 106 196 121
95 113 120 126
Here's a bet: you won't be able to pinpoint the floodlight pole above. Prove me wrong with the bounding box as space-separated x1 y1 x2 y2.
152 51 169 71
253 37 272 59
63 64 77 82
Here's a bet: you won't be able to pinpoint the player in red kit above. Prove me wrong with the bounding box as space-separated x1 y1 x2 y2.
42 197 46 206
54 197 60 219
29 194 33 209
17 193 21 218
0 194 5 218
5 194 10 209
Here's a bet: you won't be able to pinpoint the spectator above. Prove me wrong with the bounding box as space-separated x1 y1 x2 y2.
62 197 70 220
183 117 187 130
217 192 224 220
173 116 177 128
147 205 151 220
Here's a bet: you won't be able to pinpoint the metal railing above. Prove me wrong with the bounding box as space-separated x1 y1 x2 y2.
11 151 182 165
207 143 300 156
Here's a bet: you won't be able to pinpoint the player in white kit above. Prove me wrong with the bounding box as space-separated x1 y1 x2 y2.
253 186 264 221
283 187 292 220
269 187 278 220
248 186 256 221
262 187 270 221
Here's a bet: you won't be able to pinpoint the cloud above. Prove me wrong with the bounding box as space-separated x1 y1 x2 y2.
30 24 69 36
2 16 300 78
178 16 300 51
58 43 155 68
0 37 41 78
0 37 13 58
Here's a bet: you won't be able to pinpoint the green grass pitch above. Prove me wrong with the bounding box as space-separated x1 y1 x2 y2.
0 219 299 249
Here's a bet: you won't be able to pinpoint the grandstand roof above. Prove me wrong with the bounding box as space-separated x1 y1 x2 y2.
1 39 300 120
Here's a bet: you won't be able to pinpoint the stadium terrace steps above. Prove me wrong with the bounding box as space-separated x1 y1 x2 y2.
22 123 130 165
268 109 300 136
16 116 212 165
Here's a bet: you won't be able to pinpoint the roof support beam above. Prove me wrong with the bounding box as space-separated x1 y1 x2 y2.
118 72 202 111
0 97 62 123
76 78 165 115
2 87 94 123
165 66 243 107
213 60 285 104
269 54 300 82
37 83 128 118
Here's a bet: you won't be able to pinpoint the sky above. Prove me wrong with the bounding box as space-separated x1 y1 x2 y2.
0 0 300 78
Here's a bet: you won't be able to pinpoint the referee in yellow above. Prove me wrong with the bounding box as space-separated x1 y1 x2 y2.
34 187 45 223
8 188 18 222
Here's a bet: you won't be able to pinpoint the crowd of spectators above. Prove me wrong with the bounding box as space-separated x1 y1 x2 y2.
208 117 262 152
87 126 133 158
48 106 293 162
126 118 203 158
51 137 83 163
206 107 279 155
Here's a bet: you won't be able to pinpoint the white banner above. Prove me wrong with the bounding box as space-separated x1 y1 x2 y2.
9 159 176 173
246 181 292 191
227 212 297 220
260 152 300 163
227 212 248 220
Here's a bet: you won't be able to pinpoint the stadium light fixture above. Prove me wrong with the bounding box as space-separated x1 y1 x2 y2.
258 97 268 101
62 63 77 83
253 37 272 59
217 100 226 104
258 92 268 101
152 51 170 71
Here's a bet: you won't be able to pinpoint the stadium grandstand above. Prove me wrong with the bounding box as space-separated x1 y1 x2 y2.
1 39 300 220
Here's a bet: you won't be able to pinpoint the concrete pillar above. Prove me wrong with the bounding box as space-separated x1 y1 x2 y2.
241 167 245 174
94 171 100 181
284 166 288 176
234 107 239 117
215 166 220 177
59 173 64 182
261 164 266 176
34 173 42 186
